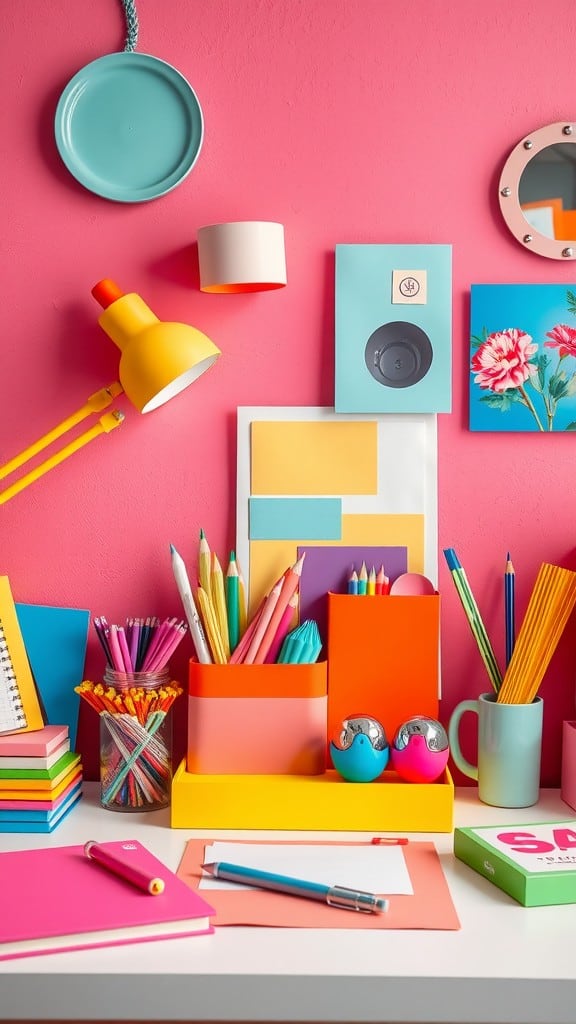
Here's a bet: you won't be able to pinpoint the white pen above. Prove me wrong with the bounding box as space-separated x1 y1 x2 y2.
170 543 212 664
202 861 389 914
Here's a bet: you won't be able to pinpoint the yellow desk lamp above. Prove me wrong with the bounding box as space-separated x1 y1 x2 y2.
0 279 220 505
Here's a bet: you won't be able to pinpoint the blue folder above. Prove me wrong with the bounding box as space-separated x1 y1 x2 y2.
15 604 90 750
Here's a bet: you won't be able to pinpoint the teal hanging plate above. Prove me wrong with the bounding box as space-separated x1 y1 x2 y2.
55 52 204 202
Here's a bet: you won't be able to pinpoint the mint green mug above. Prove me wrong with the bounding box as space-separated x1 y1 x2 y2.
448 692 543 807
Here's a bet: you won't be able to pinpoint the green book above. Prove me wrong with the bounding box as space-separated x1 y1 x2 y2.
0 751 79 781
454 819 576 907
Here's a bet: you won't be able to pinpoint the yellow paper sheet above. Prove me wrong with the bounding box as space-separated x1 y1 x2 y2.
251 421 378 495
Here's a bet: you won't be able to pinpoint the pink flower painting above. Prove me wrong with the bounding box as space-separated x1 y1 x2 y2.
470 285 576 432
544 324 576 359
471 328 538 393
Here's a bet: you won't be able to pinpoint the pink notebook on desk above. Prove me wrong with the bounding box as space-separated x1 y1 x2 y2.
0 839 215 960
0 725 68 757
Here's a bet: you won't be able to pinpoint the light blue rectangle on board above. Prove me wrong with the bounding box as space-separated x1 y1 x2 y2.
249 498 342 540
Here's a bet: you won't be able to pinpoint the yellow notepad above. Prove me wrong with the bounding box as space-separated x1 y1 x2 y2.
0 577 44 735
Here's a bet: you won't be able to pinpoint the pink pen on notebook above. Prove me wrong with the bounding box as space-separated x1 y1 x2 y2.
84 840 166 895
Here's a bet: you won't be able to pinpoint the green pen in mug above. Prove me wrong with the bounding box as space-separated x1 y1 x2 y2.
448 692 543 808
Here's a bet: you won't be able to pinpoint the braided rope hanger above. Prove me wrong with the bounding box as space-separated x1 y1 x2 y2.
120 0 139 52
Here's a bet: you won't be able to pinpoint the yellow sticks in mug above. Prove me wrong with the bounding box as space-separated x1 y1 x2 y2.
497 562 576 704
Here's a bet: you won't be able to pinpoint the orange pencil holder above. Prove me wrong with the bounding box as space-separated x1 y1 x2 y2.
187 660 328 775
327 592 440 750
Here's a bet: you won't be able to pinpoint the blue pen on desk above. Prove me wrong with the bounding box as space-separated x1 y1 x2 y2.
202 861 389 914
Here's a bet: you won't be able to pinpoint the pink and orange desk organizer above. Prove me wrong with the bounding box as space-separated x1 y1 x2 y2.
187 661 327 775
171 592 453 831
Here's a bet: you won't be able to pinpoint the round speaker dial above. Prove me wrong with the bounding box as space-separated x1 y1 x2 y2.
365 321 433 388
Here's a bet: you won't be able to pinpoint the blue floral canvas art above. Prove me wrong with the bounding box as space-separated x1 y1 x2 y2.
470 283 576 432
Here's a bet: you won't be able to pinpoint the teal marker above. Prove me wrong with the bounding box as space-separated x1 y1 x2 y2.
202 861 388 914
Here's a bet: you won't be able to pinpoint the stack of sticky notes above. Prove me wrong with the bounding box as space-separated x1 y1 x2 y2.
0 725 82 833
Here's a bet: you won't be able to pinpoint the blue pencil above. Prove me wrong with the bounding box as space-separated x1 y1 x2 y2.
505 552 515 668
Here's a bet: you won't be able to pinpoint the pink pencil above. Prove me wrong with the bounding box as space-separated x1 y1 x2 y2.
264 592 299 663
253 554 306 665
141 617 177 671
242 578 285 664
146 622 187 672
116 626 133 673
229 596 267 663
107 624 126 673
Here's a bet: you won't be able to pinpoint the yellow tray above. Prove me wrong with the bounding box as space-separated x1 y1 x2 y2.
170 760 454 831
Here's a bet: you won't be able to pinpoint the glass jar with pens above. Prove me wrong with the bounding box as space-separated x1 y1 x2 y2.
76 614 186 812
98 668 178 812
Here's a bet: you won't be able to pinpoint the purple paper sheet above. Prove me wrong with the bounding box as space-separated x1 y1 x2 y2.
297 545 408 647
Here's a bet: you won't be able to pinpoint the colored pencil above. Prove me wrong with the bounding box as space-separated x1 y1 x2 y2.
107 624 126 673
93 617 112 664
170 543 212 664
505 552 515 668
198 528 211 596
127 617 141 671
116 625 133 674
145 622 187 673
348 569 358 595
236 560 248 638
443 548 503 693
242 578 284 664
264 592 299 663
367 566 376 596
140 617 176 671
229 595 267 664
210 552 230 659
196 586 227 664
357 561 368 596
252 554 306 664
226 551 240 652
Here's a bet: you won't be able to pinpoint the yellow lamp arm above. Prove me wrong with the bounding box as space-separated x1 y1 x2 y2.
0 410 125 507
0 382 124 482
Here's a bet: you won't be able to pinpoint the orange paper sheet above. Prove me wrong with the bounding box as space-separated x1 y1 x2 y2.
177 839 460 930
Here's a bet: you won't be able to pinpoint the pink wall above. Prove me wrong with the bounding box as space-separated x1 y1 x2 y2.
3 0 576 783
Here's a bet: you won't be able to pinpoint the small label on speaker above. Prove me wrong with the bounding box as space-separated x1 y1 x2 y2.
392 269 427 304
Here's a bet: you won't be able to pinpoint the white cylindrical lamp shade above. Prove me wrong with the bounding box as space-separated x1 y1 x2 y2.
197 221 287 293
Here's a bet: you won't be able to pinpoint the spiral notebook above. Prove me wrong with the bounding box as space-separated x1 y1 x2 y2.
0 577 44 736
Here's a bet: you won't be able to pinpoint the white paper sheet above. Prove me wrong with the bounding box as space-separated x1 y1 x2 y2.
199 841 414 894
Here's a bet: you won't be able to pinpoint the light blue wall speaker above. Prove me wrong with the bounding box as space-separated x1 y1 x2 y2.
335 244 452 413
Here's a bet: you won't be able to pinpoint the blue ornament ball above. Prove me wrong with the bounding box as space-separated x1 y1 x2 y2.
330 714 389 782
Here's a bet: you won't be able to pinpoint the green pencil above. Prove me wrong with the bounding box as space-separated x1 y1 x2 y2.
444 548 502 693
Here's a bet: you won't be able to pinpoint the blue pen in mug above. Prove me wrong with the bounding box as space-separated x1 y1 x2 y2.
448 692 543 808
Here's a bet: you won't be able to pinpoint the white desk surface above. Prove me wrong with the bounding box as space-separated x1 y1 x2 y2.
1 784 575 1024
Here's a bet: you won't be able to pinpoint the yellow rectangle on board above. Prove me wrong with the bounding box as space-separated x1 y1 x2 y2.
251 421 378 495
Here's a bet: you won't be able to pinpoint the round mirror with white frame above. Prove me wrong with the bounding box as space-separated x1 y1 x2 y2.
498 121 576 259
